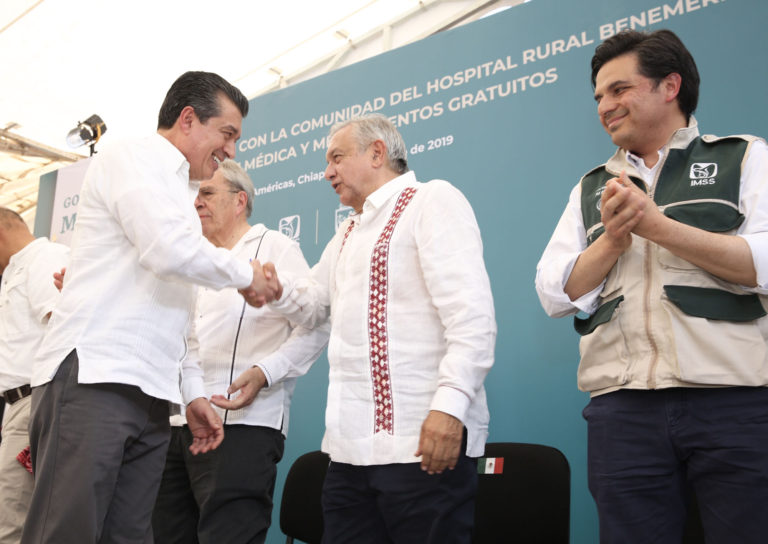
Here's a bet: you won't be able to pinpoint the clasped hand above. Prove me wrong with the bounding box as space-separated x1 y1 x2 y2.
239 260 282 307
600 170 663 250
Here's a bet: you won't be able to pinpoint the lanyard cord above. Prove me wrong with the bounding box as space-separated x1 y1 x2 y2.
223 231 267 425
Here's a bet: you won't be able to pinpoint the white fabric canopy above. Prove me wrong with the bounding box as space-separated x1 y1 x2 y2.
0 0 520 225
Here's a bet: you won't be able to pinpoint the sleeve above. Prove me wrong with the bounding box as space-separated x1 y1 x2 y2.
736 139 768 293
254 233 330 385
268 230 338 328
535 182 604 317
256 320 330 386
27 243 70 323
414 181 497 424
92 151 252 290
181 299 207 404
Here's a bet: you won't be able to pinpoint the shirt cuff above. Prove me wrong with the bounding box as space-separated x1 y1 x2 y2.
234 260 253 290
740 233 768 292
254 363 273 388
570 282 604 314
269 274 297 312
429 385 471 425
181 377 207 406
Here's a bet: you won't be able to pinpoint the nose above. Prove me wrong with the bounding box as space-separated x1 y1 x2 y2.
597 95 616 119
224 139 236 159
194 194 204 209
325 163 335 181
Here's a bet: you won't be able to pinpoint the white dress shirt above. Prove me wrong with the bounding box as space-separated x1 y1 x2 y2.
0 239 69 391
536 136 768 318
272 171 497 464
32 134 253 403
181 224 328 435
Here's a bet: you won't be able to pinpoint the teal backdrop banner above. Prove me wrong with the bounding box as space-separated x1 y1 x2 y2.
30 0 768 542
236 1 768 542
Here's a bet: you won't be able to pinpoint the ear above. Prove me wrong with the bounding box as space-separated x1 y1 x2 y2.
236 191 248 215
370 139 387 168
178 105 197 134
662 72 682 104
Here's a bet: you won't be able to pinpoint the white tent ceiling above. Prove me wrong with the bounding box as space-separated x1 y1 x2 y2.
0 0 522 228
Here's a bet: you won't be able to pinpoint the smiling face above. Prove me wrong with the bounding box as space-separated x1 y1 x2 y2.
323 125 380 213
186 93 242 181
593 53 681 162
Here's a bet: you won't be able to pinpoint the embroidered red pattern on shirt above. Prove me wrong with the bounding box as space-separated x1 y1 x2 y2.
368 187 418 434
338 220 356 255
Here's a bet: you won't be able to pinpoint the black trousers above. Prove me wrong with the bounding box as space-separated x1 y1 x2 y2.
152 424 284 544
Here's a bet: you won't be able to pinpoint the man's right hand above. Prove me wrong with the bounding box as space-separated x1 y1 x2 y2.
186 397 224 455
564 171 644 301
239 260 282 308
600 171 646 253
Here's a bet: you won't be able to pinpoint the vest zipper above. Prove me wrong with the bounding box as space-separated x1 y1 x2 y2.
644 151 669 389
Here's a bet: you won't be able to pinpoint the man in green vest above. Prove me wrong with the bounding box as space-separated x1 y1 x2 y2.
536 29 768 543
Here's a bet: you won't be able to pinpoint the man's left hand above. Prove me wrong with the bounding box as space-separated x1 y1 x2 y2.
185 397 224 455
415 410 463 475
53 267 66 291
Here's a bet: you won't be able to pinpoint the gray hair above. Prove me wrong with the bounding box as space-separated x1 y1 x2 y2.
329 114 408 175
218 159 255 218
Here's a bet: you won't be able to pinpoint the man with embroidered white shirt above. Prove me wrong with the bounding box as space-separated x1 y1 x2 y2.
22 71 272 544
0 208 68 544
152 159 327 544
246 114 496 544
535 30 768 543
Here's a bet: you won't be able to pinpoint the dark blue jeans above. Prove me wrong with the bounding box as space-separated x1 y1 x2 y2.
583 387 768 544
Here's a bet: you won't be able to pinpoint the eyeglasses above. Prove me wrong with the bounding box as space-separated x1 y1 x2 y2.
197 188 241 201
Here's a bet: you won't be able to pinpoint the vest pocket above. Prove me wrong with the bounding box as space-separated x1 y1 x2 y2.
660 290 768 385
663 202 744 233
574 296 624 336
575 295 631 392
663 285 766 322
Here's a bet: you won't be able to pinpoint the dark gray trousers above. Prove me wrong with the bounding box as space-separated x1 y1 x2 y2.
22 350 170 544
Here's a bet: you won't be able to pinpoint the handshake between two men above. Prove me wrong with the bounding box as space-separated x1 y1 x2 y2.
240 260 283 308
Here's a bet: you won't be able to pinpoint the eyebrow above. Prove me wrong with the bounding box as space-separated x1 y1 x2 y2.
223 124 241 138
594 79 631 101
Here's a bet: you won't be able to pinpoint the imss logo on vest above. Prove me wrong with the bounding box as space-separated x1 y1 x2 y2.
690 162 718 186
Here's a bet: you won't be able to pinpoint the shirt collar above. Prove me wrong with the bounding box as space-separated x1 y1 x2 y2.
362 171 417 213
151 132 190 181
6 238 46 271
625 149 663 179
238 224 268 246
606 116 700 178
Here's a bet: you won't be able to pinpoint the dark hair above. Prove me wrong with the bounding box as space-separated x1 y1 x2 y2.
591 29 700 119
0 207 25 227
157 71 249 129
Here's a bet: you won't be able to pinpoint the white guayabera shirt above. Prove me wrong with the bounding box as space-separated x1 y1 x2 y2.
33 134 252 404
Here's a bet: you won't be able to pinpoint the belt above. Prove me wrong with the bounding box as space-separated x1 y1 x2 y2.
2 384 32 404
